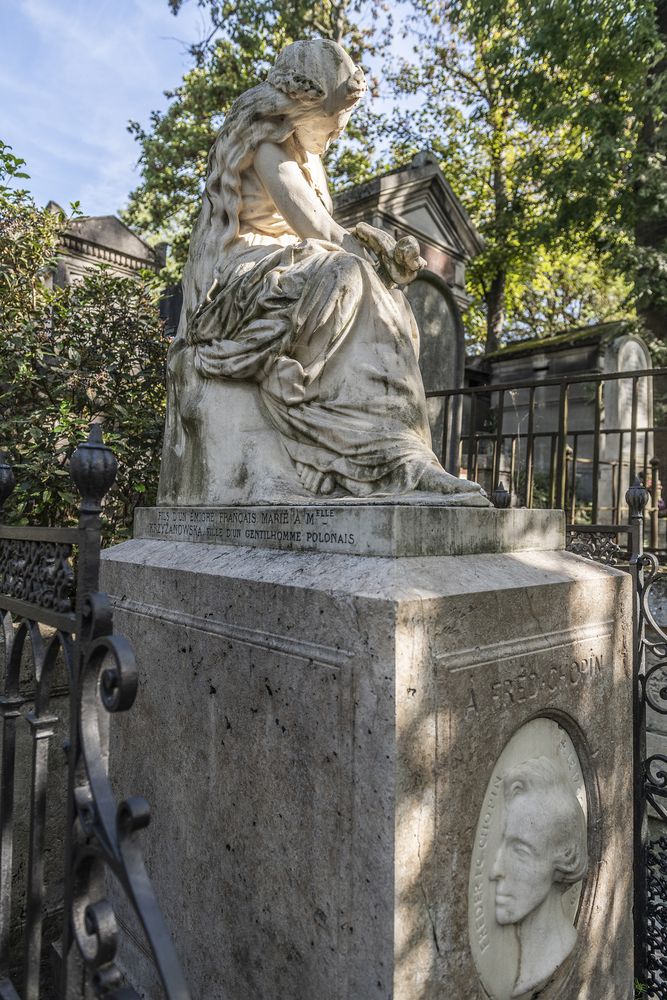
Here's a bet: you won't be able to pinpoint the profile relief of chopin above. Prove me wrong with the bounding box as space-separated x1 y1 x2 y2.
490 756 588 997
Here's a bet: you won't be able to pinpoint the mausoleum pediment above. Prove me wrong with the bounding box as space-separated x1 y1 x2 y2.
66 215 157 263
47 204 161 283
335 153 483 263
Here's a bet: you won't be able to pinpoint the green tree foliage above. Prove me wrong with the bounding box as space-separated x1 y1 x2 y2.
124 0 388 278
387 0 655 352
0 145 168 540
510 249 630 344
0 141 62 320
623 0 667 341
123 0 665 351
509 0 666 339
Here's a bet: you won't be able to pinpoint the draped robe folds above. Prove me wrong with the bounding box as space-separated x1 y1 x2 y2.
160 161 468 500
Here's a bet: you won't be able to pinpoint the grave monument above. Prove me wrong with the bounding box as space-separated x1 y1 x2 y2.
102 38 635 999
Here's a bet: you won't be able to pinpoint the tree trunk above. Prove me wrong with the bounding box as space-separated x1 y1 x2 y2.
635 0 667 341
331 1 346 43
485 270 506 354
485 102 509 354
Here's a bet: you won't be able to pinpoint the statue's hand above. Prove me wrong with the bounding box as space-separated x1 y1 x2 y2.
393 237 426 284
353 222 426 287
352 222 395 260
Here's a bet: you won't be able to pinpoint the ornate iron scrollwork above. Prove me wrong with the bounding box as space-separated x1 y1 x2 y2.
0 538 74 612
644 662 667 716
645 756 667 824
647 837 667 993
624 479 667 990
0 427 190 999
65 592 188 998
565 530 623 565
637 551 667 661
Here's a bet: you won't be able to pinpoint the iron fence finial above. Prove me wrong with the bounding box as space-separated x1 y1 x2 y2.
491 481 511 509
626 475 650 519
69 423 118 515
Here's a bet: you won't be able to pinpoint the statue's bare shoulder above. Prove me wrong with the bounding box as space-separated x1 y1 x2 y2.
253 139 292 174
253 139 343 244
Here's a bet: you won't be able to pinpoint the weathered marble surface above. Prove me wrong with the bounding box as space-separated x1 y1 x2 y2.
158 38 487 507
470 720 588 1000
135 504 563 558
102 525 633 999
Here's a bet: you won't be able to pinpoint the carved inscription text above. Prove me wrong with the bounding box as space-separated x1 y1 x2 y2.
464 650 604 721
143 507 357 551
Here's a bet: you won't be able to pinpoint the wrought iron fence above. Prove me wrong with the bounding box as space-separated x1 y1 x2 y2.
556 479 667 996
0 427 190 999
647 837 667 995
432 367 667 543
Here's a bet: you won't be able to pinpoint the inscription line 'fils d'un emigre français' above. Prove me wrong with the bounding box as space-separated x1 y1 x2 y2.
144 508 357 548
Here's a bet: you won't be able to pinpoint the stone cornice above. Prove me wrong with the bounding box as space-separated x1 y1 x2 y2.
59 232 158 273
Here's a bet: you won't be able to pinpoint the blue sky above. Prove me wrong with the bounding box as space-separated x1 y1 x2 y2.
0 2 419 219
0 0 208 215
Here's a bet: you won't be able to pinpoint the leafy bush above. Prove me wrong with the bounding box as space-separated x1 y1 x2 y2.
0 144 168 541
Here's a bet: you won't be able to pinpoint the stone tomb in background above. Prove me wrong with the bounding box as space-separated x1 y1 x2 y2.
102 505 634 999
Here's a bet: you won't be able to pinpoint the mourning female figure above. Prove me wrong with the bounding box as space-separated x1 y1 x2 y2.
158 38 489 505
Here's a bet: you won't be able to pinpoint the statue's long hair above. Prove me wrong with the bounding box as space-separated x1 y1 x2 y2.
179 39 366 332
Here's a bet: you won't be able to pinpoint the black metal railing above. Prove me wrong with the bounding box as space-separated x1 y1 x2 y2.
431 367 667 540
537 479 666 995
0 428 190 999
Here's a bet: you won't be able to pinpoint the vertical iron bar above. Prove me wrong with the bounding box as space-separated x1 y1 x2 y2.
569 438 578 523
60 432 108 998
549 434 558 508
592 380 602 523
0 465 19 984
629 495 647 985
466 393 477 483
611 463 618 523
440 395 451 472
629 376 639 487
525 387 535 508
616 432 624 522
650 457 660 551
555 381 569 509
0 695 23 975
492 389 505 489
23 713 57 1000
509 437 517 499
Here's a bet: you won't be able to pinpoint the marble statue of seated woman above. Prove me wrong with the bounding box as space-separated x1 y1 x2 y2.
158 37 489 507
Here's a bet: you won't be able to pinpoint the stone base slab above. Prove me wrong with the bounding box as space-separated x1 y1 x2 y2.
102 533 633 1000
135 504 564 558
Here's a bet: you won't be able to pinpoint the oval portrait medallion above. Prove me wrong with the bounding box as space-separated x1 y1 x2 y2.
468 717 588 1000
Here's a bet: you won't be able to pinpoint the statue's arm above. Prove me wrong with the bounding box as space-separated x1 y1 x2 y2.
254 142 423 285
254 141 356 249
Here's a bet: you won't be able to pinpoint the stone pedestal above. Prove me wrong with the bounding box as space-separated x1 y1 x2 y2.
101 506 634 1000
